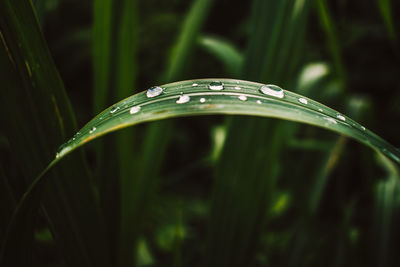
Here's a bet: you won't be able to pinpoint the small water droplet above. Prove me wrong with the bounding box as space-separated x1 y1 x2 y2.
130 106 141 114
361 126 366 131
256 100 262 104
146 86 163 98
89 127 97 134
298 98 308 104
234 86 241 90
324 117 337 124
318 108 323 112
110 106 120 114
238 95 247 101
336 114 346 121
208 81 224 90
259 84 284 98
200 98 206 103
192 83 198 87
176 94 190 104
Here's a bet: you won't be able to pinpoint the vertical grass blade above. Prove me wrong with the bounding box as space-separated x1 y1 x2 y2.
376 0 397 42
93 0 138 266
0 1 109 266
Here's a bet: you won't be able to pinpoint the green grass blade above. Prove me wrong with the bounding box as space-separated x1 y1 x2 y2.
0 1 109 266
315 0 347 86
376 0 397 42
55 79 400 165
198 35 243 76
93 0 138 266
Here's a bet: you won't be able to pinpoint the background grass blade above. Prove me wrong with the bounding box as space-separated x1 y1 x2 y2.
93 0 138 265
0 1 109 266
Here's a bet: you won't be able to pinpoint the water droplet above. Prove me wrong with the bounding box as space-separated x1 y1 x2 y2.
146 86 163 98
336 114 346 121
259 84 284 98
298 98 308 104
324 117 337 124
238 95 247 101
130 106 141 114
361 126 366 131
208 81 224 90
176 95 190 104
256 100 262 104
318 108 323 112
234 86 241 90
192 83 198 87
89 127 97 134
110 106 120 114
200 98 206 103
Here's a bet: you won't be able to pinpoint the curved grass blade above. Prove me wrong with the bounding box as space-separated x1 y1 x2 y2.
56 78 400 165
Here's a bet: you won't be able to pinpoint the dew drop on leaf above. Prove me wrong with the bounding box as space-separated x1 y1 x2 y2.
176 95 190 104
110 106 120 114
208 81 224 90
298 98 308 104
200 98 206 103
130 106 141 114
146 86 163 98
336 114 346 121
259 84 284 98
238 95 247 101
89 127 97 134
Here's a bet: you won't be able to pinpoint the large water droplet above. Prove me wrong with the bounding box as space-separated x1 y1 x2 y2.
238 95 247 101
110 106 120 114
200 98 206 103
89 127 97 134
130 106 141 114
208 81 224 90
192 83 198 87
298 98 308 104
336 114 346 121
146 86 163 98
176 95 190 104
259 84 284 98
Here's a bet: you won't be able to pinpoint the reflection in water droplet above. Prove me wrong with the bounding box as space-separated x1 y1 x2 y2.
318 108 323 112
257 100 262 104
298 98 308 104
192 83 198 87
238 95 247 101
259 84 284 98
234 86 241 90
176 95 190 104
130 106 141 114
89 127 97 134
200 98 206 103
336 114 346 121
361 126 366 131
110 106 120 114
146 86 163 98
208 81 224 90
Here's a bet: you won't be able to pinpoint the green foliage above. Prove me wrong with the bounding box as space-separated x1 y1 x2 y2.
1 0 400 267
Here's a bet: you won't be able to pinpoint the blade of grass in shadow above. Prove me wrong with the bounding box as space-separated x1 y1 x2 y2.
373 154 400 267
198 35 243 76
376 0 397 43
315 0 347 86
125 1 213 265
0 1 109 266
203 0 312 266
93 0 138 265
4 78 400 266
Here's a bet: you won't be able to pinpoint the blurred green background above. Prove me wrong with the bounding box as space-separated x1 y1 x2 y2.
1 0 400 266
